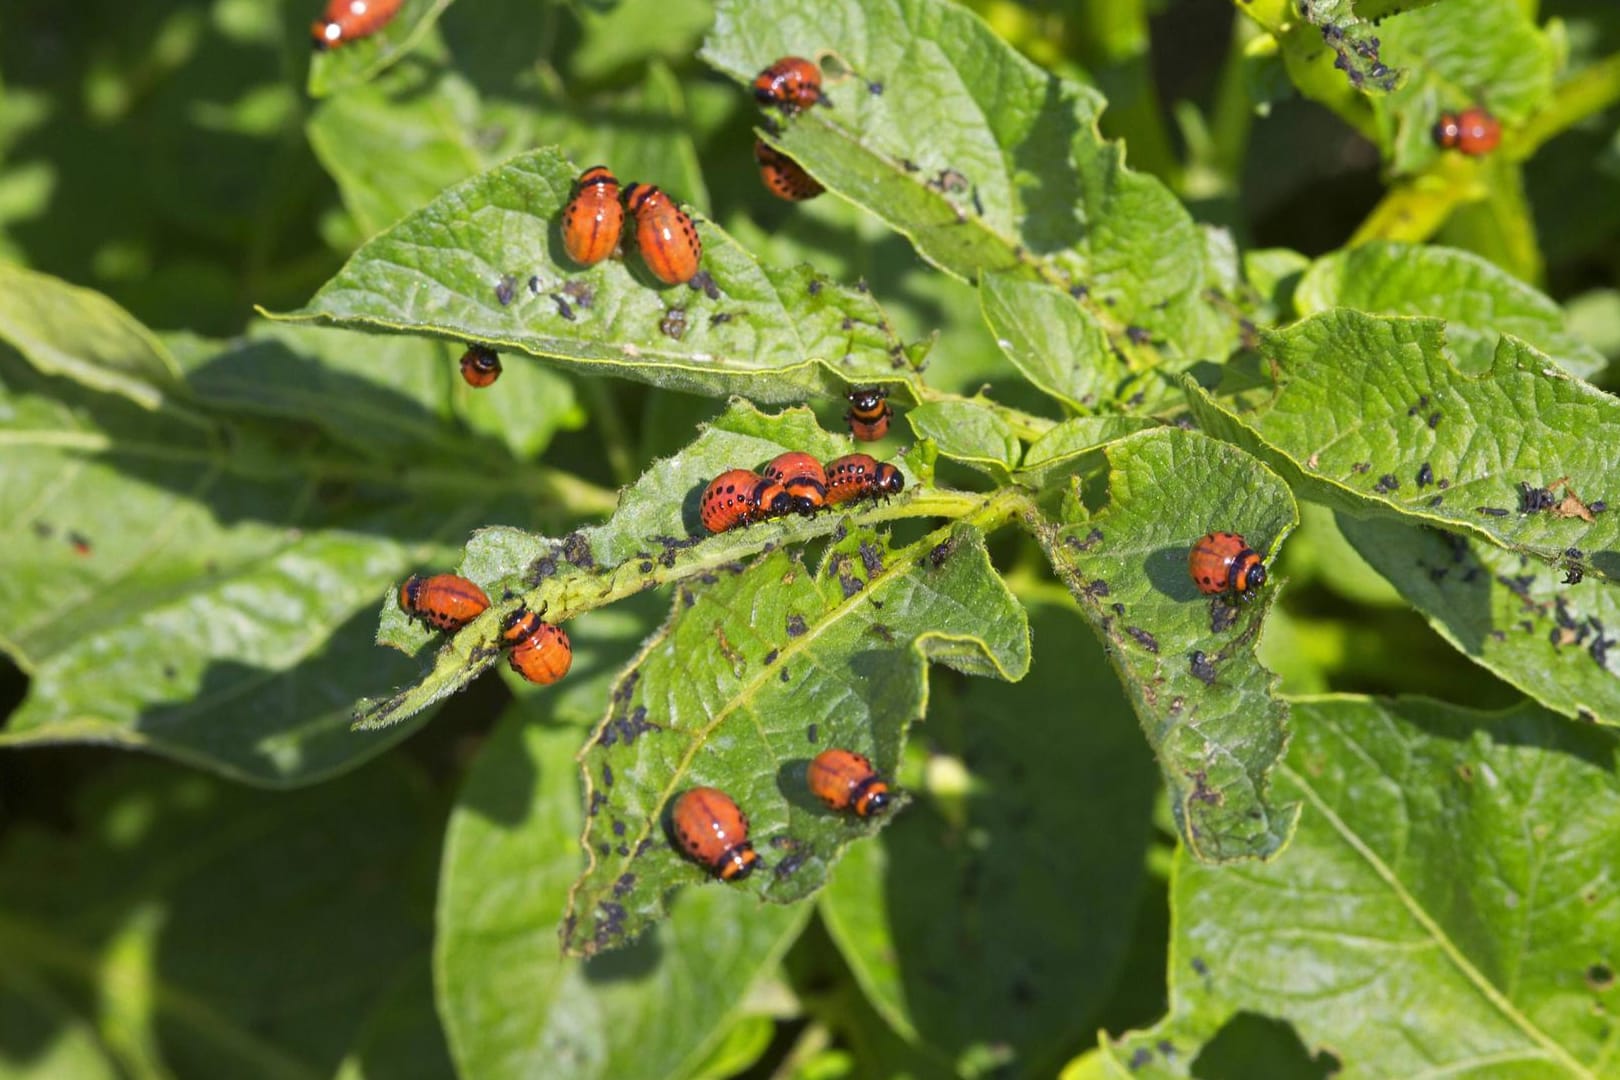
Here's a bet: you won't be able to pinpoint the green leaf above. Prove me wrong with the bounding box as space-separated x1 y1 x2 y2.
979 270 1125 412
0 273 596 785
1338 514 1620 727
1016 415 1156 490
1296 242 1606 379
820 599 1159 1077
1372 0 1555 173
0 261 189 411
272 147 917 403
355 402 927 731
905 400 1021 478
1104 695 1620 1078
567 0 716 81
1185 310 1620 583
436 713 811 1080
564 521 1031 955
1035 428 1300 861
307 0 457 99
699 0 1231 358
0 756 442 1078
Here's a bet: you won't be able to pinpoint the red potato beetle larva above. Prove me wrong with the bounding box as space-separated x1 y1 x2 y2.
399 573 490 631
807 749 892 817
562 165 623 267
1188 531 1267 600
459 345 501 388
701 469 794 533
671 787 759 881
754 140 824 201
824 454 904 507
1432 107 1501 156
844 386 892 441
311 0 401 49
502 607 573 685
623 183 702 286
754 56 824 115
763 452 829 515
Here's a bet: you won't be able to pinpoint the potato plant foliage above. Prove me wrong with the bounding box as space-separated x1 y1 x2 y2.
2 0 1620 1077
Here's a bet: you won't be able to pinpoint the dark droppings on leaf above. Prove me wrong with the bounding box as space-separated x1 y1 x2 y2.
596 842 610 856
1210 598 1240 634
774 851 808 879
561 531 594 568
495 275 517 305
1351 461 1372 475
1416 462 1434 488
1066 527 1104 552
1125 325 1152 345
637 560 653 574
839 569 863 598
562 279 594 307
687 270 720 300
611 819 626 837
1477 506 1510 517
1128 1048 1153 1070
526 554 558 586
868 623 895 642
1125 626 1159 653
597 705 661 749
1191 956 1209 976
589 790 608 816
763 648 778 666
613 873 636 898
780 668 790 683
601 763 614 789
927 536 959 568
1084 579 1111 598
1428 412 1442 429
1189 651 1217 685
616 844 630 857
659 307 687 340
1519 481 1558 514
1111 602 1125 616
1373 473 1400 494
1428 495 1444 507
636 838 654 856
806 722 818 744
859 540 884 576
840 316 854 331
1564 567 1585 585
807 278 822 296
595 901 627 947
786 613 808 637
551 293 576 321
709 312 732 326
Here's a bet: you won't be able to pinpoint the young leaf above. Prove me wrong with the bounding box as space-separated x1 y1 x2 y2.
437 710 809 1080
1103 696 1620 1078
271 147 918 403
563 522 1031 956
700 0 1232 358
1185 310 1620 583
1338 514 1620 727
1036 428 1300 862
980 270 1126 413
1296 242 1606 379
820 600 1159 1076
905 400 1021 479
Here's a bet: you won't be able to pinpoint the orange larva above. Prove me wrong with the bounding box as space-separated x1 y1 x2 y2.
1433 107 1501 156
624 183 702 286
754 56 824 115
1188 531 1267 599
754 140 823 201
763 452 828 515
672 787 759 880
459 345 501 388
844 386 892 441
807 749 892 817
311 0 402 49
502 607 573 685
562 165 623 267
824 454 904 507
399 573 490 631
701 469 794 534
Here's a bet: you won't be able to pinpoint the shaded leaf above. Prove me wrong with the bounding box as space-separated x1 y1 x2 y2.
1016 415 1156 490
821 599 1158 1077
1104 696 1620 1078
436 713 810 1080
273 147 918 403
1035 428 1300 861
0 756 441 1077
564 522 1031 955
1297 242 1605 379
1186 310 1620 582
1339 513 1620 727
